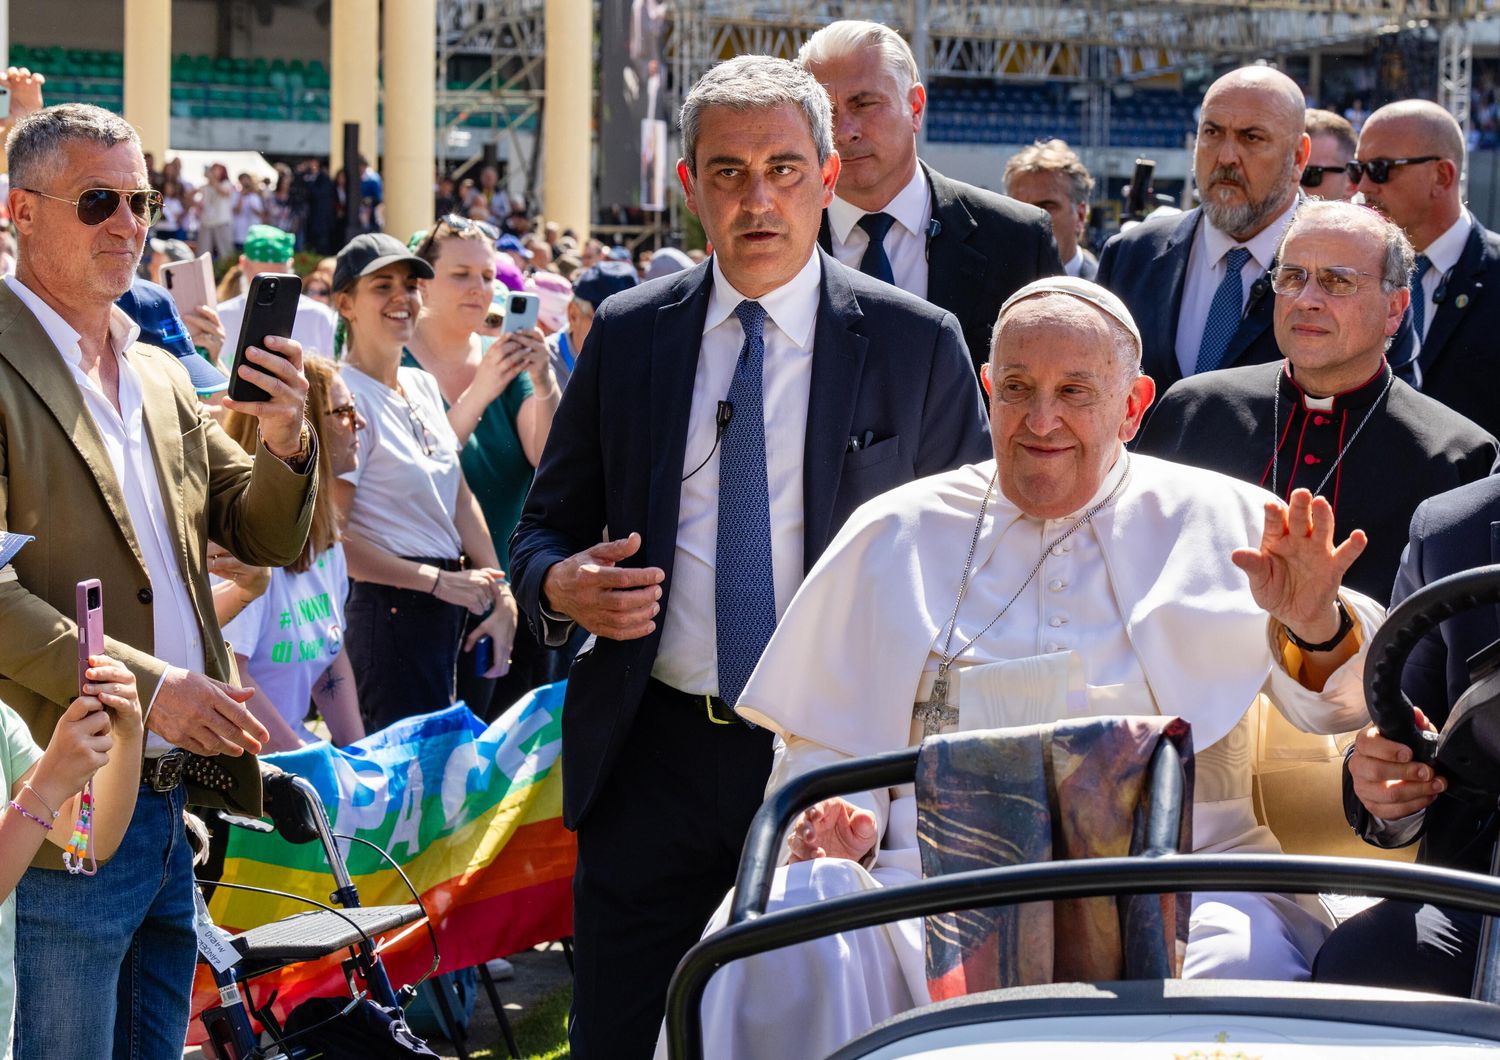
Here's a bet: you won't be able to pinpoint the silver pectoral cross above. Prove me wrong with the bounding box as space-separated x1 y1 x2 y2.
914 666 959 737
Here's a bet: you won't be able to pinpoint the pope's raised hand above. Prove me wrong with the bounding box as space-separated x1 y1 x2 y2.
787 797 877 864
1231 488 1366 645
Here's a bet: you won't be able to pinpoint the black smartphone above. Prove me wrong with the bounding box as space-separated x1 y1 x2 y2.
227 272 302 403
1126 158 1155 222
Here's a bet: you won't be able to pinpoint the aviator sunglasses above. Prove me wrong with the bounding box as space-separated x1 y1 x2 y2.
18 186 164 226
414 213 500 261
1343 156 1440 185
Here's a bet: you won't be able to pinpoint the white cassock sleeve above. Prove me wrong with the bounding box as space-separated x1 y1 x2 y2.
1262 588 1386 735
769 735 890 868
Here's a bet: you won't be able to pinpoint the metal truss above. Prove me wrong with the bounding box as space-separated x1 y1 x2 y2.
434 0 547 197
669 0 1500 84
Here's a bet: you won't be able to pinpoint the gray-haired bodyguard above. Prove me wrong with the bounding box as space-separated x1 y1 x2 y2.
509 54 989 1057
0 103 316 1059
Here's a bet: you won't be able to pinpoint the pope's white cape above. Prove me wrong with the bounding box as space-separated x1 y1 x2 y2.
736 454 1379 752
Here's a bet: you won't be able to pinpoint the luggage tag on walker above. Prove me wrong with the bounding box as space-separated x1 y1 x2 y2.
192 881 242 972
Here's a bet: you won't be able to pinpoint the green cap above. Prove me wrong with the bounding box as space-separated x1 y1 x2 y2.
243 224 295 264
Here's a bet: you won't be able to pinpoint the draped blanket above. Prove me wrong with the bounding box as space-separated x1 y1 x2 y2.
916 716 1194 999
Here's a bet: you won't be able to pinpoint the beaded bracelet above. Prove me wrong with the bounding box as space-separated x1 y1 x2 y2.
7 799 52 831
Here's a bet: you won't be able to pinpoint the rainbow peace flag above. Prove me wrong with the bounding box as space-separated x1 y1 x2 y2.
189 684 574 1039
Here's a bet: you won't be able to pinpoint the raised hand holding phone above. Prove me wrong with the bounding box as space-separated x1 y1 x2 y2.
220 273 311 460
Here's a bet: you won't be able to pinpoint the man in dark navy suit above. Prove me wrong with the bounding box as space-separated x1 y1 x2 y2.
1352 99 1500 439
510 54 989 1059
1097 65 1312 389
1315 474 1500 995
798 20 1061 377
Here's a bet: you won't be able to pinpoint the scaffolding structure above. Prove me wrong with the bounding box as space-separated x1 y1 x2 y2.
434 0 1500 218
434 0 547 201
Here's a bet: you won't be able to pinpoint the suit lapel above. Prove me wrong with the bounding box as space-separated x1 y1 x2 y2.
0 285 146 569
1222 269 1276 369
645 266 713 578
1419 224 1490 378
1146 210 1202 386
922 163 988 322
802 252 868 566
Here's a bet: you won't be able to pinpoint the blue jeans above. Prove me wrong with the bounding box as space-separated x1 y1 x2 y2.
13 784 197 1060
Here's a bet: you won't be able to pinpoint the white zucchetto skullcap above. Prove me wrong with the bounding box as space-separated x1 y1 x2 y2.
998 276 1143 353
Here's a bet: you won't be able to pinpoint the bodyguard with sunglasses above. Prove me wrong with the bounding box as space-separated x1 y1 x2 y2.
1352 99 1500 439
0 104 318 1060
1137 198 1495 602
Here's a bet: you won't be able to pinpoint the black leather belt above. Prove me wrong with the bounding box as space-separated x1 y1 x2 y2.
142 748 188 792
648 678 745 727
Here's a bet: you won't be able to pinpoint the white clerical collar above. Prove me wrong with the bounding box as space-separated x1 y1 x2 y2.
6 274 141 367
1063 247 1085 277
704 250 822 349
1202 196 1299 275
1421 209 1473 276
827 163 931 245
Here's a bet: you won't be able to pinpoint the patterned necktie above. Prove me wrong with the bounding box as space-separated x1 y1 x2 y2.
1194 246 1252 375
715 300 778 707
857 211 897 285
1411 253 1433 340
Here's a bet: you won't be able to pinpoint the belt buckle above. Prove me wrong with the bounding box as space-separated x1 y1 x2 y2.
703 695 735 726
148 749 187 792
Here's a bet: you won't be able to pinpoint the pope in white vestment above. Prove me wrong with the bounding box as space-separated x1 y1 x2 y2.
661 277 1385 1060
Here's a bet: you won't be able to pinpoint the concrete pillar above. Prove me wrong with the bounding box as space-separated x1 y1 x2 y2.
123 0 171 163
543 0 592 238
382 0 436 242
330 0 379 177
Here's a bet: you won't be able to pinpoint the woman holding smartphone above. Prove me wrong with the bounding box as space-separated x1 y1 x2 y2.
403 216 560 718
329 233 517 732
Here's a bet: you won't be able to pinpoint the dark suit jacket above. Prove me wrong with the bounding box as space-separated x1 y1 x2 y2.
818 161 1062 376
1096 207 1282 389
510 251 992 828
1409 222 1500 440
1344 475 1500 873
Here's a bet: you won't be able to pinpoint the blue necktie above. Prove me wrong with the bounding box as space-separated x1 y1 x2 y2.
1411 253 1433 340
1194 247 1252 375
857 212 896 285
715 300 778 707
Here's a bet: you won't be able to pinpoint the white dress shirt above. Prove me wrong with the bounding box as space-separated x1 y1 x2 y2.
650 252 820 695
6 276 206 752
1063 247 1086 278
1174 199 1298 379
826 165 933 299
1414 210 1473 347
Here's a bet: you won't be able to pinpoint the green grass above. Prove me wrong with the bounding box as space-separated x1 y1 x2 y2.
471 982 571 1060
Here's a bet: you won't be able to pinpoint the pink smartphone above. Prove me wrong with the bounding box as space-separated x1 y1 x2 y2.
76 579 103 696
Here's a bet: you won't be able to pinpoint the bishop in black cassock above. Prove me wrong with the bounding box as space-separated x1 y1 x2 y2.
1135 358 1496 602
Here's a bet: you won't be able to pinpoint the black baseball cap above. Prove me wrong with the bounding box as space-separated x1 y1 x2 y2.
332 233 435 294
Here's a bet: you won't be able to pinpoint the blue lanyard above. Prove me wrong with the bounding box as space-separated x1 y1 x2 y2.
558 332 576 371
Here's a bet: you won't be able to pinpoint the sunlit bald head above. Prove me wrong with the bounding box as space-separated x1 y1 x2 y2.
1195 65 1311 241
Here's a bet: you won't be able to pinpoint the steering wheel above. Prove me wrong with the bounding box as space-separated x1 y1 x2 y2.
1364 563 1500 801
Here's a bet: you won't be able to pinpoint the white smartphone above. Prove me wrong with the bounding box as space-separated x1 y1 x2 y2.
499 291 540 334
160 252 215 319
